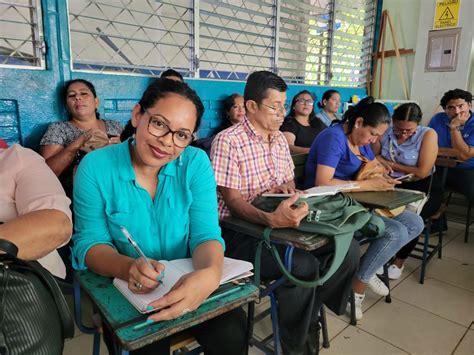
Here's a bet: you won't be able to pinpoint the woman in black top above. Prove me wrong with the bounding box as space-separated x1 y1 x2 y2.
281 90 326 154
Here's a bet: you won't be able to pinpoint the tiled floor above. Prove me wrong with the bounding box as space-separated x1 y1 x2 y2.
64 221 473 354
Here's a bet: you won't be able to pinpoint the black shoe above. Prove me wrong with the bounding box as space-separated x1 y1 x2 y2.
305 323 320 355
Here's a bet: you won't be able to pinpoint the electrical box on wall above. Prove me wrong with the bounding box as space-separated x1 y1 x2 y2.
425 28 461 72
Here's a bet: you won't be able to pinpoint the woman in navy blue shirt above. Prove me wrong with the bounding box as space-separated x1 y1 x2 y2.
305 97 424 320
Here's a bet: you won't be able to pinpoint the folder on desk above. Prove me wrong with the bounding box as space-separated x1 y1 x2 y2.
113 257 253 313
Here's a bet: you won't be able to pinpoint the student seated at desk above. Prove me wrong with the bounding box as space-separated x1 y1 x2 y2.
211 71 359 355
304 97 424 319
315 89 342 127
39 79 123 199
428 89 474 204
281 90 326 154
193 93 245 156
0 143 72 278
72 79 246 355
373 103 441 279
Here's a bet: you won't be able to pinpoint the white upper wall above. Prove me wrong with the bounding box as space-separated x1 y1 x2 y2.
410 0 473 123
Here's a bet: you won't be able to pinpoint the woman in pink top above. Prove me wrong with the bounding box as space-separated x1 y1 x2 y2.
0 144 72 278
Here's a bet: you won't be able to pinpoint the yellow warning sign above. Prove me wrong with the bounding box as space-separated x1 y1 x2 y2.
434 0 460 29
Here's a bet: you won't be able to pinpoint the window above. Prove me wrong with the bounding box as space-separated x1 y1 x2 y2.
0 0 45 68
278 0 332 85
329 0 375 86
68 0 194 76
66 0 376 87
199 0 275 80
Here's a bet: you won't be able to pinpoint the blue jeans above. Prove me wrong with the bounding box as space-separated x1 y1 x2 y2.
356 210 424 283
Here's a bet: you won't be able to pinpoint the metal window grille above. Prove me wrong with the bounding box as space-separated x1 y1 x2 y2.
0 0 45 68
278 0 332 85
68 0 194 76
66 0 376 85
328 0 376 87
198 0 275 80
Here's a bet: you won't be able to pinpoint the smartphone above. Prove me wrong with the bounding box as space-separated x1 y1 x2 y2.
393 173 414 182
389 171 405 179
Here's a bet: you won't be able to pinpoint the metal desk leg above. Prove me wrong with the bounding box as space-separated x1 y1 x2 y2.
246 301 255 355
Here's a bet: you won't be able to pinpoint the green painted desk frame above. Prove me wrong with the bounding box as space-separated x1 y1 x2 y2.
74 271 258 354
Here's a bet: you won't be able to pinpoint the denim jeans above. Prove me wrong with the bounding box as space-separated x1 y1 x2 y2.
356 210 424 283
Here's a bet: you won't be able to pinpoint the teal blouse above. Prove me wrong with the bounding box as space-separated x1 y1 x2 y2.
72 140 224 270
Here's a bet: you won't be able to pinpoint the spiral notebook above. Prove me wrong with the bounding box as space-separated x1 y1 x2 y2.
113 257 253 313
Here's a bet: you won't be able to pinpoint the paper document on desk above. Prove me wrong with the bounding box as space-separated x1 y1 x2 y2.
113 257 253 313
262 183 359 198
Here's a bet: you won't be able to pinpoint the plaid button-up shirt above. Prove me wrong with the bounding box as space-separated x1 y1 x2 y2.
211 117 295 219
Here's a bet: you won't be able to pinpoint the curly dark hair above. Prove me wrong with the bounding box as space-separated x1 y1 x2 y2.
440 89 472 109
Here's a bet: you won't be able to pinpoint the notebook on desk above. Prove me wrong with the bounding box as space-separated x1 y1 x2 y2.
113 257 253 313
261 183 359 198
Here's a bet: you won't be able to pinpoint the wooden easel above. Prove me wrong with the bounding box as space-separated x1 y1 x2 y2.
370 10 415 99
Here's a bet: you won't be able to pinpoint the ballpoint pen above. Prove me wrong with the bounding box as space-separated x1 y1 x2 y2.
120 226 164 284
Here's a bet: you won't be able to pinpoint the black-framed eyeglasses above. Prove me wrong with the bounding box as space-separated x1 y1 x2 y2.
259 102 289 114
295 98 314 106
145 109 193 148
392 126 417 136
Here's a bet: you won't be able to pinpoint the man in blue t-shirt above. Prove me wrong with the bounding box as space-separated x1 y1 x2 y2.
429 88 474 202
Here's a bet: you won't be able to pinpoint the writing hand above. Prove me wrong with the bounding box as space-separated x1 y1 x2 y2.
128 258 165 294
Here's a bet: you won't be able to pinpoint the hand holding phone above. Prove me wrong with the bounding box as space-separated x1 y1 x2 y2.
394 173 414 182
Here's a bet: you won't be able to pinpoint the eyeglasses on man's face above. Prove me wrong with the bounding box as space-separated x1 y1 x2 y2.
295 98 314 106
145 109 193 148
259 102 289 114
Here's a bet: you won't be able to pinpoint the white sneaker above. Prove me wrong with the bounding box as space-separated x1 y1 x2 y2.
387 264 404 280
346 292 365 320
367 275 389 296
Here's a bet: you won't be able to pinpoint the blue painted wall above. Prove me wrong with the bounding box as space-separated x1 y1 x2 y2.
0 0 366 150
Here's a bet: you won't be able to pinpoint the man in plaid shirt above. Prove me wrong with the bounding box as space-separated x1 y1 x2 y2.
211 71 359 355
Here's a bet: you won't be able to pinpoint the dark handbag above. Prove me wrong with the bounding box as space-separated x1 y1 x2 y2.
0 239 74 355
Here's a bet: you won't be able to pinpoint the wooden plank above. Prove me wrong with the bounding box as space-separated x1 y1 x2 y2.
372 48 415 59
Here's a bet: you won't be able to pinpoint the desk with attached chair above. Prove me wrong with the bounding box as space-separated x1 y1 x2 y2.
73 270 258 355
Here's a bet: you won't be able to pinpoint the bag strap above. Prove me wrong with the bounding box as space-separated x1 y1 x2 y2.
0 239 18 257
254 228 353 288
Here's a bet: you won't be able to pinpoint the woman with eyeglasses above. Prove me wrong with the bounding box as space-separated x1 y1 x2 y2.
315 89 342 127
305 97 424 320
372 102 441 280
72 79 247 355
281 90 326 154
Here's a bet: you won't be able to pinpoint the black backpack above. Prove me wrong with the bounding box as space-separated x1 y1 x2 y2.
0 239 74 355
